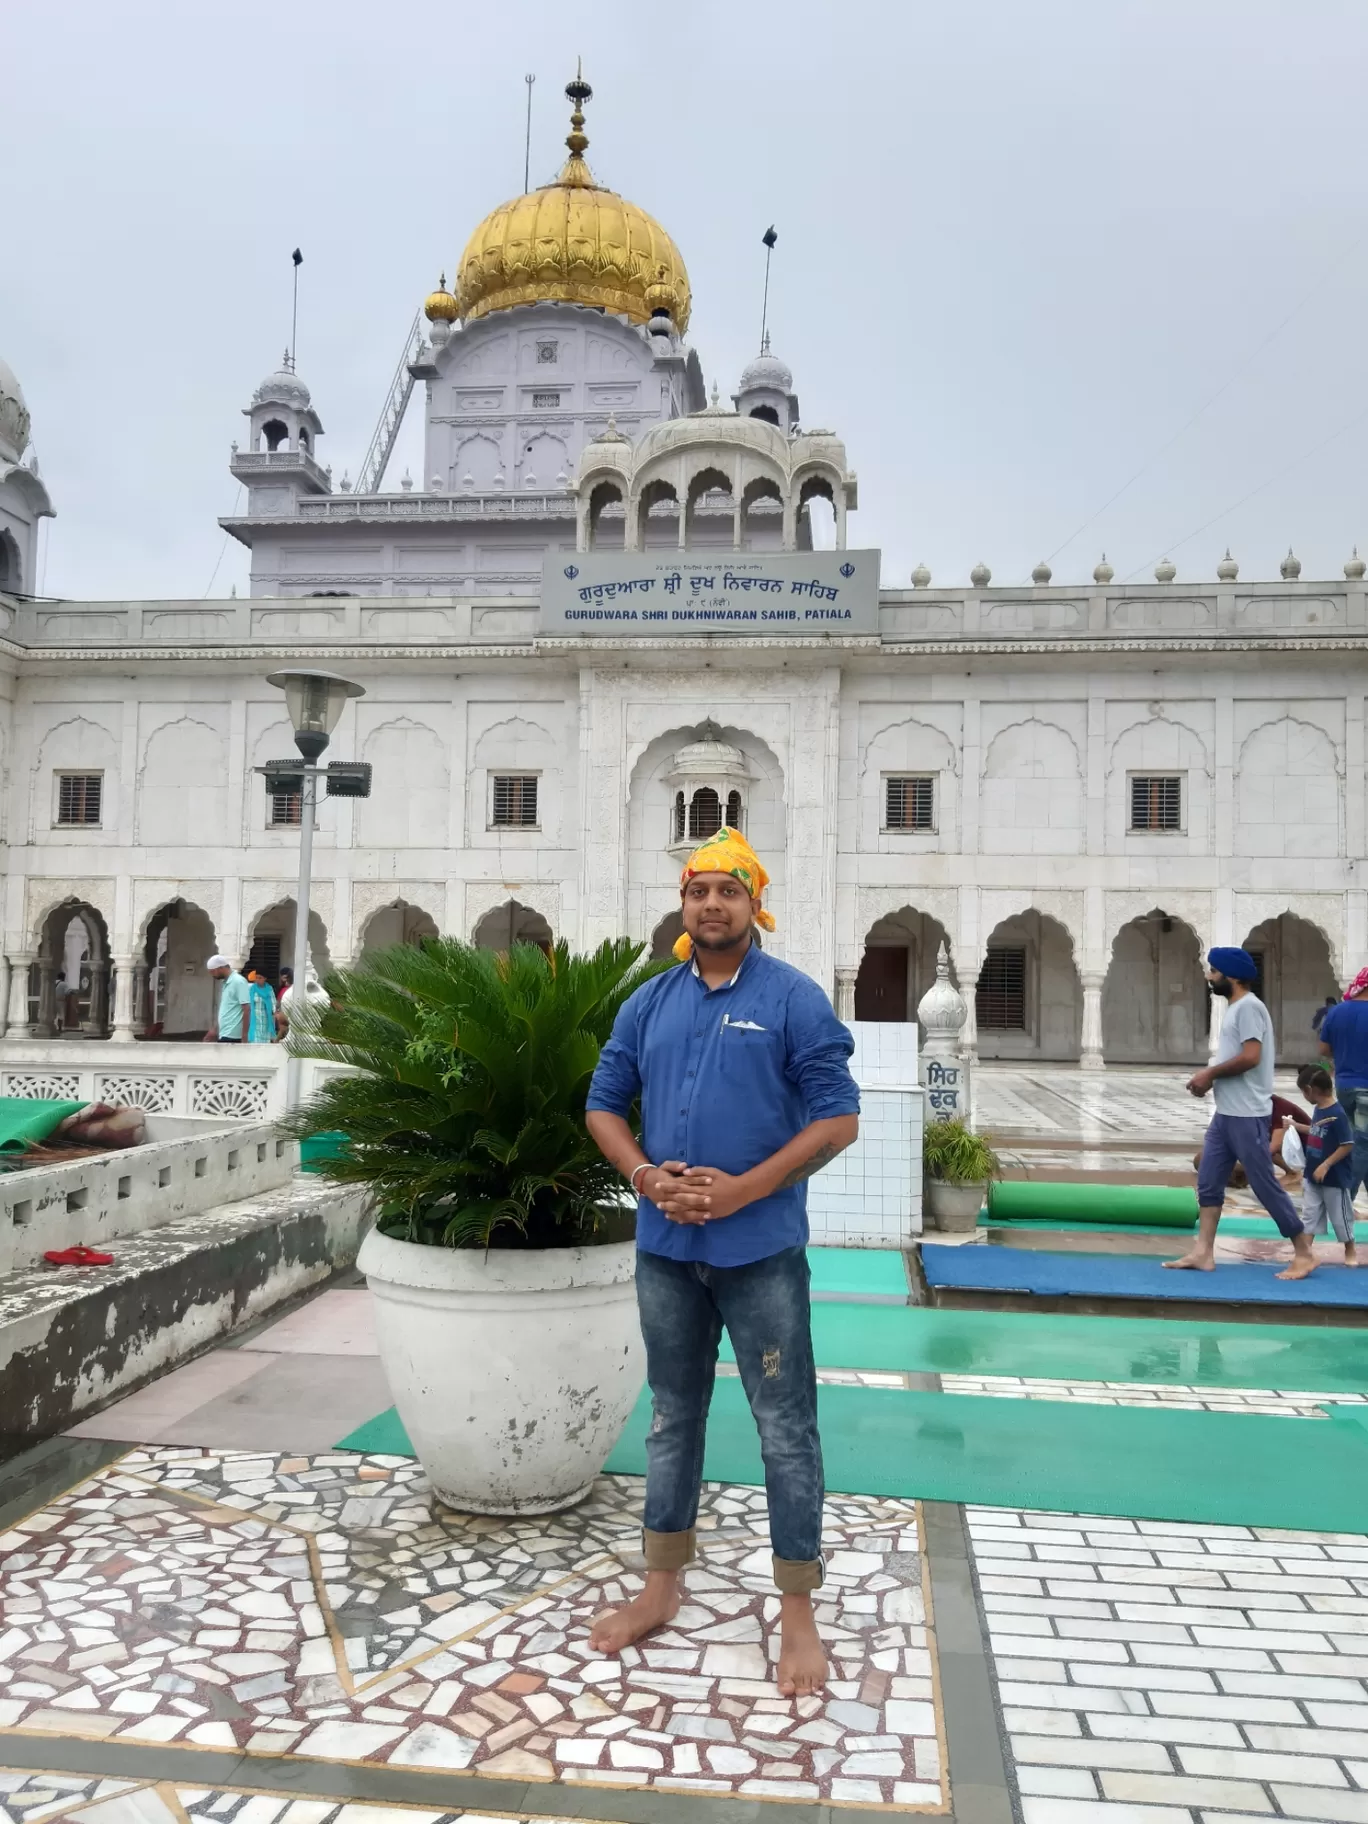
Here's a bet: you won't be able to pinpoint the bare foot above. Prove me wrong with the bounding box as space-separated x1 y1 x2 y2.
589 1569 681 1655
1163 1253 1216 1271
1345 1248 1359 1268
1276 1257 1317 1280
776 1594 828 1697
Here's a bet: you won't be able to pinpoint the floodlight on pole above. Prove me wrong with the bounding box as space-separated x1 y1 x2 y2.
265 669 366 1107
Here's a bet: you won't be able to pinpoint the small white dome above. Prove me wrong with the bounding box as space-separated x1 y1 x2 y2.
739 350 793 394
0 356 32 463
252 356 312 411
667 723 752 782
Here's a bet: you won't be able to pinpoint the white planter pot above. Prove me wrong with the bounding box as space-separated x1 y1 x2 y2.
924 1178 988 1232
357 1227 645 1516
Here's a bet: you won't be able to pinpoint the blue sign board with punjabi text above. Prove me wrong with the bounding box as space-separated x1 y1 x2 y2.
539 550 880 636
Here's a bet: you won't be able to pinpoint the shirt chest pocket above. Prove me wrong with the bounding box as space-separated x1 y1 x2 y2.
717 1017 783 1066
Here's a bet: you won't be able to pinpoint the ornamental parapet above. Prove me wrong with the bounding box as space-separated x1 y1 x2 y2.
6 577 1366 650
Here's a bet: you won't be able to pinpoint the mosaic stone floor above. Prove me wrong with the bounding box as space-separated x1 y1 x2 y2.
0 1773 590 1824
0 1451 945 1812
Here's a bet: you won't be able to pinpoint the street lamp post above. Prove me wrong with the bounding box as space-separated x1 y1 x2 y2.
264 669 367 1107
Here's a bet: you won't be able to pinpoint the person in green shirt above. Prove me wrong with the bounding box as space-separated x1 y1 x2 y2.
204 954 250 1042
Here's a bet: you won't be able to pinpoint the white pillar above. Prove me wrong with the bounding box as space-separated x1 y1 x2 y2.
1081 971 1105 1071
834 965 858 1022
0 955 9 1039
111 956 135 1042
959 968 979 1065
1208 991 1224 1058
7 955 34 1037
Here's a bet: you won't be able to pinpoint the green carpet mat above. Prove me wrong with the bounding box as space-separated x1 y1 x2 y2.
807 1246 907 1297
723 1302 1368 1392
337 1407 414 1454
1324 1403 1368 1436
339 1379 1368 1530
988 1181 1196 1226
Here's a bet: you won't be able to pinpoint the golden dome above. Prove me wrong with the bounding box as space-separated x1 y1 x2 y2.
454 71 691 332
424 273 459 322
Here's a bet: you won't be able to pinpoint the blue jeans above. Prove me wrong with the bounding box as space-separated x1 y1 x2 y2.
1338 1085 1368 1201
1197 1112 1303 1237
634 1244 824 1593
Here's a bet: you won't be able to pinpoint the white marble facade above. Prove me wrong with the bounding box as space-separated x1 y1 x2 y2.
0 571 1361 1067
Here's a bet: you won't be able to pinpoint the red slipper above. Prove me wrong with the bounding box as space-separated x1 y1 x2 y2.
43 1245 115 1267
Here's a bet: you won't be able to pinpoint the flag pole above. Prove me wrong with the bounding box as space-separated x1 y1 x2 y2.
760 226 777 353
290 249 303 370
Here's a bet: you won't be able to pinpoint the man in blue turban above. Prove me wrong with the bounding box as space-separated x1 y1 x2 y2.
1166 947 1314 1279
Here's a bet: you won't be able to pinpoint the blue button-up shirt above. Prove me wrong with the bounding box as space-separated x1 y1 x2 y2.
587 946 859 1266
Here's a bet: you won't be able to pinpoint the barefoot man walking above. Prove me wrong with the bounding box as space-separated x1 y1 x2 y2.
1166 945 1315 1281
585 828 859 1696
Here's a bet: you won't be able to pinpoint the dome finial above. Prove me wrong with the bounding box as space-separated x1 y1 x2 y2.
563 60 592 168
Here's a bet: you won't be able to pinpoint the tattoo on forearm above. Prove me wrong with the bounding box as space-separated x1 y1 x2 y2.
778 1141 840 1189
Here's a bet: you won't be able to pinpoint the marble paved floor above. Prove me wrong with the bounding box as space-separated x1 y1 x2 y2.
0 1448 941 1811
9 1203 1367 1824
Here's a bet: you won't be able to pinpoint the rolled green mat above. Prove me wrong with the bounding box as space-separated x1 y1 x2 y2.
987 1180 1198 1229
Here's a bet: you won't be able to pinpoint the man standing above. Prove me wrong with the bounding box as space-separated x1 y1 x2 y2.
203 954 249 1043
1319 966 1368 1196
1166 945 1314 1280
586 828 859 1697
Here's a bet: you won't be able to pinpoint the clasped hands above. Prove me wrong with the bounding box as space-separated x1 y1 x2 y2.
641 1160 751 1225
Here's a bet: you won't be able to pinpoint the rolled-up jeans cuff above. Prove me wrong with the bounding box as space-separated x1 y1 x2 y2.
643 1526 696 1572
773 1554 824 1594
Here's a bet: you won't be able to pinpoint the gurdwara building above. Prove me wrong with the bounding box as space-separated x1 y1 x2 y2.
0 73 1361 1080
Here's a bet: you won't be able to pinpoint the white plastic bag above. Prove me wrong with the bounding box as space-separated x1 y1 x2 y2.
1280 1122 1305 1172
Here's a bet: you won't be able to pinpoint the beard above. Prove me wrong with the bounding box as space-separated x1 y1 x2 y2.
1209 974 1234 999
690 924 750 953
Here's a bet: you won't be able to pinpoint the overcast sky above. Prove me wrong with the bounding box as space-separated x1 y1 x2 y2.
7 0 1368 600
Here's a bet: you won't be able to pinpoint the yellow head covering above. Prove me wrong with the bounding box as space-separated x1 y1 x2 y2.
673 826 776 961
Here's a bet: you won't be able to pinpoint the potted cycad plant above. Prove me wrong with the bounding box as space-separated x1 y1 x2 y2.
923 1117 999 1232
283 936 667 1515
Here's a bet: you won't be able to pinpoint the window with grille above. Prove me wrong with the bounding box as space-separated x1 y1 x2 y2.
884 774 935 832
687 787 723 841
56 773 102 826
673 791 686 842
976 947 1027 1030
725 790 743 831
532 391 560 409
269 788 302 827
246 934 282 984
1130 774 1182 832
491 774 539 827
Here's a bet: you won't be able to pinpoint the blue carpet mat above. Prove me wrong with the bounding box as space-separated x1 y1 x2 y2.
921 1243 1368 1308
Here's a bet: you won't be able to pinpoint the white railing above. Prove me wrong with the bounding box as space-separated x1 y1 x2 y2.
0 1116 295 1274
0 1040 297 1120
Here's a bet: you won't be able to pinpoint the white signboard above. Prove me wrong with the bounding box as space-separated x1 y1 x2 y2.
539 549 880 636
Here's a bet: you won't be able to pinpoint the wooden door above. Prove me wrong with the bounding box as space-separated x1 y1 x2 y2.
854 945 910 1022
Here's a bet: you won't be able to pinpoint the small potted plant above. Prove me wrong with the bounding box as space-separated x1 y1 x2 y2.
283 935 667 1516
922 1117 999 1231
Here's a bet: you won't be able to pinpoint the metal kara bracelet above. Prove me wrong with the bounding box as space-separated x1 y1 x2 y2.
629 1162 653 1193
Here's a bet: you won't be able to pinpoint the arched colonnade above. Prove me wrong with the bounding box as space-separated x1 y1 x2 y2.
844 901 1340 1066
1 894 561 1040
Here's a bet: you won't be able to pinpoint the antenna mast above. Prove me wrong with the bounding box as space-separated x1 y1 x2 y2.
523 73 535 190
